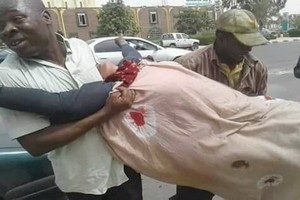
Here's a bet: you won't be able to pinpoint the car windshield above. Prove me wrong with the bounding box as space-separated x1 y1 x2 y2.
182 34 189 39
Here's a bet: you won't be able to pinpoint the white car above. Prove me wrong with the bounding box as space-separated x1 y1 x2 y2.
86 36 191 65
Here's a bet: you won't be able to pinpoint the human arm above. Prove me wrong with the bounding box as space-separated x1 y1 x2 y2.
174 51 202 72
0 81 114 124
16 87 135 156
256 61 268 96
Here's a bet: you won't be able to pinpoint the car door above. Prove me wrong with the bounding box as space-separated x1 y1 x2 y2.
0 132 67 200
93 39 123 65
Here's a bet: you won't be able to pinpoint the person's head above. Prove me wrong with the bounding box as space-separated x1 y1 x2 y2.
0 0 55 59
214 9 268 64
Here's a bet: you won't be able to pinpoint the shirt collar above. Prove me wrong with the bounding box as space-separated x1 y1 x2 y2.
56 33 72 56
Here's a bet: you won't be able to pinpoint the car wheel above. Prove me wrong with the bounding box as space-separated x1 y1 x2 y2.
170 44 176 48
192 43 199 50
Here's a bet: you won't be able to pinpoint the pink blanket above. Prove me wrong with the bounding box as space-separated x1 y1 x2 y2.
98 61 300 200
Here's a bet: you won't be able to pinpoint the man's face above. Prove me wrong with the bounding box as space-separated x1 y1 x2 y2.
0 1 50 58
219 33 252 63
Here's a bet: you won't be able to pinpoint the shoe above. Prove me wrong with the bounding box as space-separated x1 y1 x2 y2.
114 35 127 47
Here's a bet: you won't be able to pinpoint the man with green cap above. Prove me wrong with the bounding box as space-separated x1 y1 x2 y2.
174 8 268 200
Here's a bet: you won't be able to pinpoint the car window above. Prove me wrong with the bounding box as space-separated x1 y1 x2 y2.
127 39 157 51
176 34 182 39
167 34 174 40
93 40 121 53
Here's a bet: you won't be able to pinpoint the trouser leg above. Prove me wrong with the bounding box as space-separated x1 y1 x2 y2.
104 165 143 200
176 185 214 200
120 43 142 62
66 192 104 200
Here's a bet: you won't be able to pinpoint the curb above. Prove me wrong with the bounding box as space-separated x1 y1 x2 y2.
269 38 300 43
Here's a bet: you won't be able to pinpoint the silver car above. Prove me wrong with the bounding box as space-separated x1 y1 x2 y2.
86 36 191 65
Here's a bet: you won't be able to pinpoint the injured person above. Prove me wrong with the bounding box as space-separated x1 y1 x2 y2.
1 42 300 200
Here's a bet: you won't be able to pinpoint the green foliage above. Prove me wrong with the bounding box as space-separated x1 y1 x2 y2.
288 29 300 37
174 9 215 35
192 32 216 45
221 0 287 28
96 2 139 37
290 15 300 29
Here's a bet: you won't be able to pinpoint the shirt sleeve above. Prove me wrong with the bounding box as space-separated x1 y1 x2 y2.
0 108 50 139
255 61 268 95
0 81 114 124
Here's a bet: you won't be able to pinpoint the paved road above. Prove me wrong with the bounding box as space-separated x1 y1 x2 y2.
142 41 300 200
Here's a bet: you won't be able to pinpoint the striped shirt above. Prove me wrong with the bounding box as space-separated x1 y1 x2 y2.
175 44 267 96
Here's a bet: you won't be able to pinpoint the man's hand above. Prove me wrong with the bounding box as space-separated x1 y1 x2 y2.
103 86 136 116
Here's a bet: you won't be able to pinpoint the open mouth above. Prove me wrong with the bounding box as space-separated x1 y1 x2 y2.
9 39 25 49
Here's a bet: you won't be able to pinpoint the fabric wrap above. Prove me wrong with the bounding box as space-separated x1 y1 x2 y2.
98 61 300 200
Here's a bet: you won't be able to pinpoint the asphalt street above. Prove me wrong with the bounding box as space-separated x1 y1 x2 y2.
142 41 300 200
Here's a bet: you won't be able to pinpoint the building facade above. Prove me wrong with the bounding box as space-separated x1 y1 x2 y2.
42 0 218 41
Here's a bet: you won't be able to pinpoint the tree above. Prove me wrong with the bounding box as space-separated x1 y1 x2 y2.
221 0 287 28
290 15 300 29
174 9 215 35
96 1 139 37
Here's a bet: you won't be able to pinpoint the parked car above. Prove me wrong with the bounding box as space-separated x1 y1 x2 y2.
0 50 67 200
159 33 200 50
86 36 191 65
0 134 67 200
260 28 277 40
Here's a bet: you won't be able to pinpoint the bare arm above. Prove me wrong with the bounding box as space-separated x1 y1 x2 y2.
17 87 135 156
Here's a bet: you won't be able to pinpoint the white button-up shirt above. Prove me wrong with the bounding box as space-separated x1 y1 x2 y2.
0 36 127 194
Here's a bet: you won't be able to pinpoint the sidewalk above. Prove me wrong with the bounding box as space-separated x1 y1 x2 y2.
269 37 300 43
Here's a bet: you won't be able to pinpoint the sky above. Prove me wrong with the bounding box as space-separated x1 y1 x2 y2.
98 0 300 14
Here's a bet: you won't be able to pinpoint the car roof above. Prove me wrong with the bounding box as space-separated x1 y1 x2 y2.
86 36 159 44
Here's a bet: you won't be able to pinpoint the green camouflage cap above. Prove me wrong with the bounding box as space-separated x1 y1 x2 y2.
216 9 268 46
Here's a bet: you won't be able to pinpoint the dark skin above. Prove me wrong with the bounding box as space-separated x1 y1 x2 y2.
0 0 135 156
0 0 65 66
214 31 252 70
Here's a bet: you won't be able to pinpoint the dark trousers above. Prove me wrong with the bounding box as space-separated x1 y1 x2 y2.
67 166 142 200
176 185 214 200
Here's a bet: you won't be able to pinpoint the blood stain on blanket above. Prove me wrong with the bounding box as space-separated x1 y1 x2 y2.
231 160 250 169
130 111 145 126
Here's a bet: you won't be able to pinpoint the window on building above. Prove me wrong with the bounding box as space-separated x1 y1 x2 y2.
80 1 83 7
65 1 68 8
149 11 158 24
47 1 51 8
77 13 88 27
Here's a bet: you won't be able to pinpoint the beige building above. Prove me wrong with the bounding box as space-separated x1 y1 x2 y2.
42 0 217 41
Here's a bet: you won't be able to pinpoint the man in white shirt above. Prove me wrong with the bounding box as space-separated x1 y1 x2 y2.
0 0 142 199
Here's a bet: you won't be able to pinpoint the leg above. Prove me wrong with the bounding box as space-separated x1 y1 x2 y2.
104 166 143 200
115 37 142 64
176 185 214 200
66 192 104 200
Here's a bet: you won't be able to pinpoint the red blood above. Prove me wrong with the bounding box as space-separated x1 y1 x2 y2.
130 112 145 126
